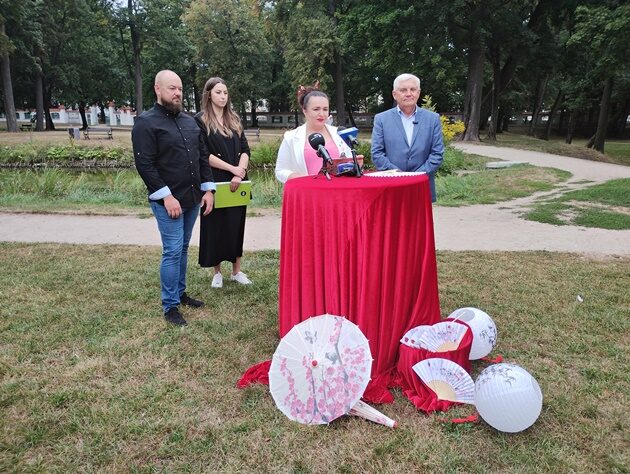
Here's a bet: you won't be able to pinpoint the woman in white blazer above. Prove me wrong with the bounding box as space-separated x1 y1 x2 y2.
275 87 352 183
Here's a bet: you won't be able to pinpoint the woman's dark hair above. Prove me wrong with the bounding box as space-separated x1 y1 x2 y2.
201 77 242 137
297 82 328 110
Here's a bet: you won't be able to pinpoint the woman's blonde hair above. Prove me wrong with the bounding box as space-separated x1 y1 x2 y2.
200 77 242 137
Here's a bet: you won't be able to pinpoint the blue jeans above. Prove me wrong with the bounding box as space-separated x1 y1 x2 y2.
150 201 200 313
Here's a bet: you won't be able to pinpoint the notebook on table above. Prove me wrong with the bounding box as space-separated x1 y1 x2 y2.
214 181 252 208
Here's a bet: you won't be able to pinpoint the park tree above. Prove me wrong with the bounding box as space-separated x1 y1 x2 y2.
0 13 18 132
567 2 630 152
115 0 147 115
185 0 272 121
141 0 198 110
340 0 464 115
258 1 292 113
0 0 41 131
275 1 338 108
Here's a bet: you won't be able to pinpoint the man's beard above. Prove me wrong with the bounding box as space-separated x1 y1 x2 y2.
162 97 183 114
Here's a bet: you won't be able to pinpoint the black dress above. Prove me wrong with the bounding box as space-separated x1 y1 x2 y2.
195 113 251 268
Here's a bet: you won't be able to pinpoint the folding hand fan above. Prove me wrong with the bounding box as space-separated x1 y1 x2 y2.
400 325 431 349
418 321 468 352
412 358 474 404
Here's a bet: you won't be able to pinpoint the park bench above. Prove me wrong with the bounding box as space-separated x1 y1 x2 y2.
20 123 33 131
244 128 260 142
83 126 113 140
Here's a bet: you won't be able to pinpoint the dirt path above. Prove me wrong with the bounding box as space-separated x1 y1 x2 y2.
1 144 629 256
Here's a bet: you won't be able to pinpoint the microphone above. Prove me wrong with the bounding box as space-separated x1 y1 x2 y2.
337 126 360 147
308 133 333 164
412 121 418 125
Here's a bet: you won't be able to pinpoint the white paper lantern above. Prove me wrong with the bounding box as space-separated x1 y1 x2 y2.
447 307 497 360
474 363 543 433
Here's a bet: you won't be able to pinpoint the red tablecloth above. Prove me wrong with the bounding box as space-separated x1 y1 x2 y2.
239 174 441 402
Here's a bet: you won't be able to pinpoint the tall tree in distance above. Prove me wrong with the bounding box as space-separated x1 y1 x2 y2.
142 0 198 111
115 0 146 114
185 0 272 118
0 15 18 132
277 0 338 110
128 0 145 115
568 3 630 153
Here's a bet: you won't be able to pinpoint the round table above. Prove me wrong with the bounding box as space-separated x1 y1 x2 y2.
278 173 441 403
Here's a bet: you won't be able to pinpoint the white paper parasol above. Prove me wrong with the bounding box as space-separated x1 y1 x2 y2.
269 314 372 425
349 400 397 428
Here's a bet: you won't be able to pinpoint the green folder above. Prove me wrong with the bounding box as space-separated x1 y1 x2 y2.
214 180 252 208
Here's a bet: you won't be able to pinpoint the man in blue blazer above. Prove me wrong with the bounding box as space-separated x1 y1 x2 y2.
371 73 444 202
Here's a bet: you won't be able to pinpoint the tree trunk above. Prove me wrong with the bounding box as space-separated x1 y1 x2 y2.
462 43 484 142
328 0 346 127
333 50 346 126
558 108 565 134
589 77 613 153
496 108 504 134
99 102 106 124
528 76 547 137
250 97 258 127
79 101 88 130
191 63 200 112
501 107 511 132
346 103 357 128
43 84 55 131
0 23 18 133
543 90 563 141
611 98 628 137
485 52 501 141
565 111 577 144
35 63 45 131
129 0 143 115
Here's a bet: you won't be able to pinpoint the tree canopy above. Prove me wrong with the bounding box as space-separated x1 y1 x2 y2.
0 0 628 148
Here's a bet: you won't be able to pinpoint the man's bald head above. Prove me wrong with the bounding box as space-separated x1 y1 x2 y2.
154 70 183 113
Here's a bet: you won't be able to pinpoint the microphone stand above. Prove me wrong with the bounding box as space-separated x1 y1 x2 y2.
350 149 363 177
316 153 332 181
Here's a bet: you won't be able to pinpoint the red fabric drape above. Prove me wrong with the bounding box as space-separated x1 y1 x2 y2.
237 360 271 388
394 327 473 413
263 174 440 403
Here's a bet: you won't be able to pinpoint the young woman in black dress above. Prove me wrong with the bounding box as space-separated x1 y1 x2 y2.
195 77 251 288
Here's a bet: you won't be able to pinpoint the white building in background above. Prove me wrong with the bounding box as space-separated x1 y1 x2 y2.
3 103 136 127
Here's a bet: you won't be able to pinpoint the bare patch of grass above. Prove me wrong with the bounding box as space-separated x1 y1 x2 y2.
524 179 630 229
0 244 628 471
437 164 570 206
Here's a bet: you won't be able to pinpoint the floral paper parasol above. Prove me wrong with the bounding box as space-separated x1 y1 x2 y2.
269 314 372 425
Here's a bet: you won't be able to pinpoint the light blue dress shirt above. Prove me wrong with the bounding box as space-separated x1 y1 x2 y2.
397 106 417 145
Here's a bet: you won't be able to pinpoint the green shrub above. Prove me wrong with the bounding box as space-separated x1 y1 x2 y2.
436 146 466 177
0 144 133 166
250 140 281 167
250 169 283 207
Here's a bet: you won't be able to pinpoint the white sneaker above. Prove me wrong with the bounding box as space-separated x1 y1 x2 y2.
230 271 252 285
211 272 223 288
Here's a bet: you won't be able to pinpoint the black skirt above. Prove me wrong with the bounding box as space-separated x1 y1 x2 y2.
198 204 246 267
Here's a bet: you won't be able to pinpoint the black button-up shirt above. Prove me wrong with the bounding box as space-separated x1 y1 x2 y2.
132 102 215 208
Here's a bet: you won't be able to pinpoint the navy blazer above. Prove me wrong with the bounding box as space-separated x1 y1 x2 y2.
371 106 444 201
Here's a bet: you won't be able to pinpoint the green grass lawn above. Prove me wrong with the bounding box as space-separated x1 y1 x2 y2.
524 178 630 229
0 151 571 215
491 132 630 166
0 244 628 472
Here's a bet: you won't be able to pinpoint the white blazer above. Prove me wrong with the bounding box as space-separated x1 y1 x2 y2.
275 124 353 183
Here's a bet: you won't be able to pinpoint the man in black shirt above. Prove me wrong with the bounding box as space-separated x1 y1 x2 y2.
133 69 215 326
